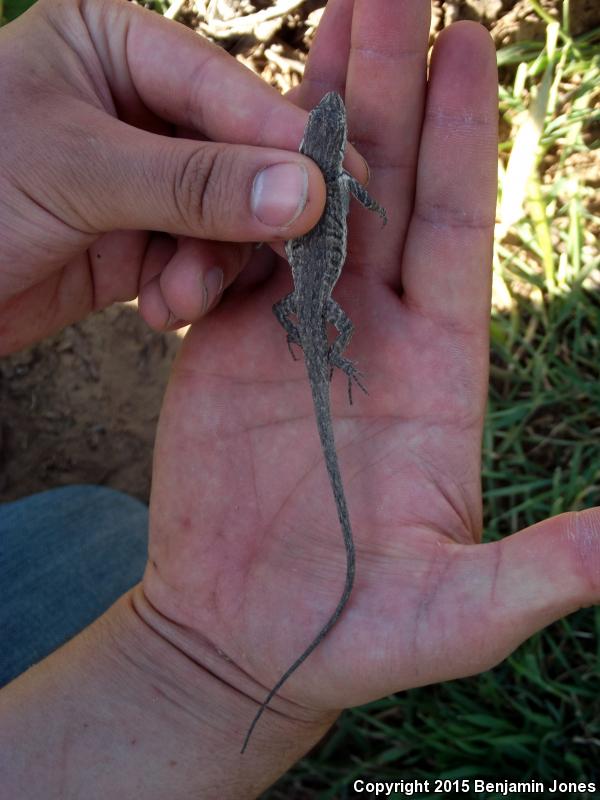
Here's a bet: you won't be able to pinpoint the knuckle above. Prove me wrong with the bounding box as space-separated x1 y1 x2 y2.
173 146 231 234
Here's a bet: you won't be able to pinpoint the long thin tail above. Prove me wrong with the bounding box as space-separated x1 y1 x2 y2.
241 371 355 753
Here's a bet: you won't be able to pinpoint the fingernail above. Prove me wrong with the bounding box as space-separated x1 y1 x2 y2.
202 267 224 314
251 163 308 227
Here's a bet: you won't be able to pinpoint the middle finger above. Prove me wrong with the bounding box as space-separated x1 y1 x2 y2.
346 0 431 285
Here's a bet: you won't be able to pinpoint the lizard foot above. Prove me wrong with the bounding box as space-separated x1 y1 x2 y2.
330 355 368 405
286 336 302 361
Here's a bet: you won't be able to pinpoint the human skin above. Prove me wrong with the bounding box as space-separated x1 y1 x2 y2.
0 0 342 353
1 0 600 798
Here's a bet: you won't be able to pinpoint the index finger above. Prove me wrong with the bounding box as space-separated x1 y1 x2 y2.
401 23 498 333
83 1 365 173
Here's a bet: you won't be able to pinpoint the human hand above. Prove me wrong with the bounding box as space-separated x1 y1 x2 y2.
141 0 600 754
0 0 373 354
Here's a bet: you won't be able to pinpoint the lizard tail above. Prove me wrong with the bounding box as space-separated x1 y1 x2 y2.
241 373 355 754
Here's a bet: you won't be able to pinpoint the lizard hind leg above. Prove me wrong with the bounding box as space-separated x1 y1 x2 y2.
342 171 387 226
339 359 368 406
326 298 368 405
273 293 302 361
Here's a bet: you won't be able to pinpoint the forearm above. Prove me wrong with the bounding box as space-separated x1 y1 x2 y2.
0 585 335 799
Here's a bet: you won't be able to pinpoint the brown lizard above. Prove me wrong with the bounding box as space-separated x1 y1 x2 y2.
242 91 386 753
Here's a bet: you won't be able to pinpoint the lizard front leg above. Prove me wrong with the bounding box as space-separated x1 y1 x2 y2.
273 293 302 360
326 298 367 404
342 171 387 224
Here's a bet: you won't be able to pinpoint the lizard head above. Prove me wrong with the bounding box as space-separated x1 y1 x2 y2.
299 91 347 180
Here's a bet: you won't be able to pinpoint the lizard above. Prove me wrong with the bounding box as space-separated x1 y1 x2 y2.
241 90 387 754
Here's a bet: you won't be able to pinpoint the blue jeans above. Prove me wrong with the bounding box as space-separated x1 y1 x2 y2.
0 485 148 688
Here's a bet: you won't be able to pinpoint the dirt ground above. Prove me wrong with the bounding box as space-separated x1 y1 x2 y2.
1 0 598 506
0 305 181 502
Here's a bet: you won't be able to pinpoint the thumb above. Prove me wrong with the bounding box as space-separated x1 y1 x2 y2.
445 508 600 678
47 111 326 243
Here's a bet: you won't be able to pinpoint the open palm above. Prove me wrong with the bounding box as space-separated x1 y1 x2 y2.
143 0 596 727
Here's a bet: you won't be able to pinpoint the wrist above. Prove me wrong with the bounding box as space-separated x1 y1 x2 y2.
0 584 336 800
124 583 338 769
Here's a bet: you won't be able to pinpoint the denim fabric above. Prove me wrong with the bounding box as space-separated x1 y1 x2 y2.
0 485 148 687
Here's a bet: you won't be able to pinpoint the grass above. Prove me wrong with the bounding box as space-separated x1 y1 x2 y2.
0 0 34 24
2 1 599 796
